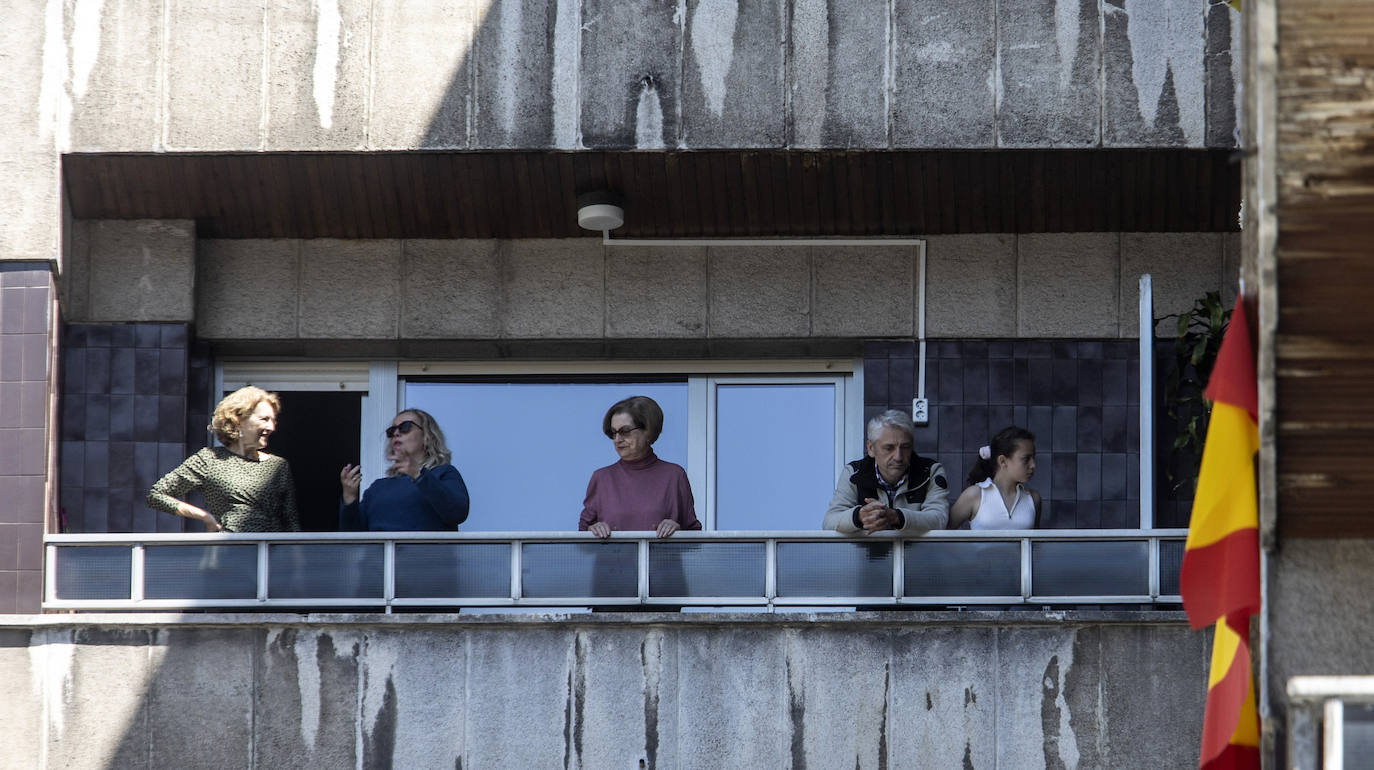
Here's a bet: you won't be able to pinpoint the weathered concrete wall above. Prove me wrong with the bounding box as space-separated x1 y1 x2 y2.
1266 540 1374 740
61 220 196 324
179 231 1231 342
0 612 1206 769
0 1 60 265
28 0 1237 154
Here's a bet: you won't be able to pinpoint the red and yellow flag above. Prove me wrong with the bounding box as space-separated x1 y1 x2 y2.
1179 294 1261 769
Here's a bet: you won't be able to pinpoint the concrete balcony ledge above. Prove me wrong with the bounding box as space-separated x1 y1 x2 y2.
0 608 1205 768
1 608 1190 629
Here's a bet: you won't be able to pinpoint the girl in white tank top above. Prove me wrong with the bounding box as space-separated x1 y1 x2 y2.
948 426 1042 530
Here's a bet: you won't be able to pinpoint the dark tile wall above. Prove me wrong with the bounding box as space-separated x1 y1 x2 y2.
0 263 53 613
59 322 207 533
865 339 1148 529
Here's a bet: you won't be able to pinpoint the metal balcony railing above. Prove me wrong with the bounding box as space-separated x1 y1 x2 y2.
43 529 1189 612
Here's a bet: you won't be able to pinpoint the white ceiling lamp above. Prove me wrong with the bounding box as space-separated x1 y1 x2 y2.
576 191 625 232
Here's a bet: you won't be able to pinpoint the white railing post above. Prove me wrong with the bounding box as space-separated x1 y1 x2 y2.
383 540 395 613
1139 274 1156 530
638 539 650 603
256 542 269 602
130 545 145 603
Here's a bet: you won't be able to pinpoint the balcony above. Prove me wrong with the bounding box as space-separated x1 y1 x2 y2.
45 528 1188 612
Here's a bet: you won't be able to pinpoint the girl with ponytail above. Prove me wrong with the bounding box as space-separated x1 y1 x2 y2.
948 426 1041 529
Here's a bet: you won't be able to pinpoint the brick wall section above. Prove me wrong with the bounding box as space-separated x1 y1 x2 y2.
59 323 198 533
864 339 1160 529
0 264 53 613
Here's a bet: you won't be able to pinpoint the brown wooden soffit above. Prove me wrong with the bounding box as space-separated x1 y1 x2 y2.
1273 0 1374 539
63 149 1240 240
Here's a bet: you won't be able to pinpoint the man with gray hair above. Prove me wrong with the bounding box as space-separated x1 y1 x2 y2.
823 409 949 534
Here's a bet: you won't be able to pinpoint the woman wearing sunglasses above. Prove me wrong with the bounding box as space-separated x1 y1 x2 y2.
579 395 700 538
338 409 470 531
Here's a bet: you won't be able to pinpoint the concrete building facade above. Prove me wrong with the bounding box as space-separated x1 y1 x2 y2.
21 1 1366 768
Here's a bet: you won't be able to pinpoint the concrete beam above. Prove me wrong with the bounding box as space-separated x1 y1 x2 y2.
996 0 1102 147
1016 233 1120 337
164 0 267 151
893 0 997 148
606 246 708 338
401 239 501 339
1104 0 1207 147
812 245 915 337
790 0 890 148
579 0 682 149
501 239 604 338
370 1 474 150
925 234 1017 338
85 221 196 323
298 240 401 338
38 0 1231 152
681 0 787 148
197 239 300 339
265 0 371 150
1118 232 1222 337
707 246 811 337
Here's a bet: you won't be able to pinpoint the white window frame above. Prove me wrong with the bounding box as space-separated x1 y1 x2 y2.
702 374 853 530
219 359 864 530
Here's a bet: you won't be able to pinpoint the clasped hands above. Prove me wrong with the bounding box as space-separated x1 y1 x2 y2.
857 498 902 533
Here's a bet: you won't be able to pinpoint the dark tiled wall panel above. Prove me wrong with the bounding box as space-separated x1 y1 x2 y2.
0 264 52 613
60 323 195 533
863 339 1185 530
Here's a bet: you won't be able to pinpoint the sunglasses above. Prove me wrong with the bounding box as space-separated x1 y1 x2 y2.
385 420 420 438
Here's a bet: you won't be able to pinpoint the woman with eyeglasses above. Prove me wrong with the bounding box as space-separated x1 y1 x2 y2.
338 409 470 531
579 395 700 538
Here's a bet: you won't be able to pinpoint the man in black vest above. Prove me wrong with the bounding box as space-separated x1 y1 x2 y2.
823 409 949 534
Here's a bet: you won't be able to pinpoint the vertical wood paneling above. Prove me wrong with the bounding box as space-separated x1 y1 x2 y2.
63 149 1239 238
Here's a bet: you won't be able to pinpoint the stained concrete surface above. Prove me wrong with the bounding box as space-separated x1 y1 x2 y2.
0 611 1207 769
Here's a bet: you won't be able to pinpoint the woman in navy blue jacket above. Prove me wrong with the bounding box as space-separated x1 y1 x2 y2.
338 409 470 531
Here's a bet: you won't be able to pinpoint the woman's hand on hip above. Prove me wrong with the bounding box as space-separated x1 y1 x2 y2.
179 502 221 532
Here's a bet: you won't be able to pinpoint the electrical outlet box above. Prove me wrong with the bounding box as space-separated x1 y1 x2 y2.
912 397 930 425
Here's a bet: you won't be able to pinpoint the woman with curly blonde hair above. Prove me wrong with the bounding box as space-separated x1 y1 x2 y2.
147 386 300 532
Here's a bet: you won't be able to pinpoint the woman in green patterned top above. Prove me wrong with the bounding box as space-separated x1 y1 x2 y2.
147 386 301 532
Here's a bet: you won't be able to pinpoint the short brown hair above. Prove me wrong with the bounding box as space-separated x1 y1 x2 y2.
602 395 664 444
210 386 281 445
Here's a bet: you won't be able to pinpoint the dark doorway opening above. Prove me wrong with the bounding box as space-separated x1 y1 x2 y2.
268 391 363 531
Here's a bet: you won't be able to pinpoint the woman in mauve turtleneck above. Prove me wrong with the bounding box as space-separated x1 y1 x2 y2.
579 396 701 538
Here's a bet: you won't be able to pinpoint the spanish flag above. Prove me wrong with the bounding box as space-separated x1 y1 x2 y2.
1179 294 1261 769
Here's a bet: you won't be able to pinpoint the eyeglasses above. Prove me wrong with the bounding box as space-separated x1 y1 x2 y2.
606 426 642 440
385 420 420 438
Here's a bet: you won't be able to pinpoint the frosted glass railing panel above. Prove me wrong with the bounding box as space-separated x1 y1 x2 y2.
54 546 131 600
776 542 893 597
1031 541 1148 596
648 542 765 598
144 545 257 600
521 543 637 598
1158 539 1185 596
269 543 384 599
905 541 1021 597
395 543 511 599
